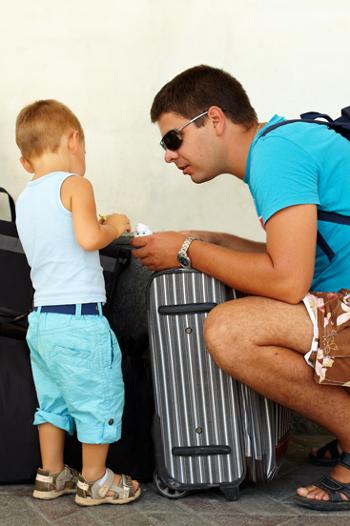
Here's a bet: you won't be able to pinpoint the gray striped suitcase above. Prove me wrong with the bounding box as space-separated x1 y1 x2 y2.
147 269 290 500
239 385 290 482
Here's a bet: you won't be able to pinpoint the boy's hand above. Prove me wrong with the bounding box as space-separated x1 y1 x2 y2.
65 175 130 250
102 213 131 237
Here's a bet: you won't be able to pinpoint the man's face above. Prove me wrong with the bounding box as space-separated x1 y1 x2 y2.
158 111 219 184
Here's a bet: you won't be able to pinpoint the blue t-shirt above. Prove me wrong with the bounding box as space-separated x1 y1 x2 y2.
245 115 350 292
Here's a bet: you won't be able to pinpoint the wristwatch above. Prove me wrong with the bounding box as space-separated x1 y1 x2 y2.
177 236 199 268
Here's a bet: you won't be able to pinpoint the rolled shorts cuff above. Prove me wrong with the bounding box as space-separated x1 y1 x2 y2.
33 408 75 435
77 419 122 444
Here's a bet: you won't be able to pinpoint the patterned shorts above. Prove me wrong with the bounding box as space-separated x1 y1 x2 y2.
303 289 350 386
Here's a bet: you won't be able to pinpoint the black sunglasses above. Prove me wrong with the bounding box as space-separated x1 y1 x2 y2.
160 111 208 151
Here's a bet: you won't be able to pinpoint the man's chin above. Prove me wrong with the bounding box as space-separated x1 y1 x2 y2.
189 174 203 184
190 172 213 184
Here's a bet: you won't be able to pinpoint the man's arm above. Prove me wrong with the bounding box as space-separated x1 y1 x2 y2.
132 204 317 304
180 230 266 253
62 176 130 251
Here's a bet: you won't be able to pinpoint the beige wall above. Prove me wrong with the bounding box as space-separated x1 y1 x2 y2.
1 0 349 241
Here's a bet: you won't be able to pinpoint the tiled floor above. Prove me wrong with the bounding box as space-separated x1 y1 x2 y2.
1 434 349 525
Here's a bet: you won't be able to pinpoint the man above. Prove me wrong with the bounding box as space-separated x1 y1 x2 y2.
132 65 350 510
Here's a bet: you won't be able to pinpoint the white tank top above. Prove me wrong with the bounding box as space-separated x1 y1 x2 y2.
16 171 106 306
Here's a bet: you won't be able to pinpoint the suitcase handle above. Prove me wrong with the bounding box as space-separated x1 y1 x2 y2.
0 187 16 222
172 445 232 456
158 303 217 315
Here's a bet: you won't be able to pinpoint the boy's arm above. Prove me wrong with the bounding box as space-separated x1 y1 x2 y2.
132 204 317 304
63 176 129 251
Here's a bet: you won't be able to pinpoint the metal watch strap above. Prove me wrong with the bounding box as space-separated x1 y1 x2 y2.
180 236 198 255
177 236 200 268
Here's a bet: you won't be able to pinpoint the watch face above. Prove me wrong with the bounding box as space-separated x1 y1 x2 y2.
178 254 191 267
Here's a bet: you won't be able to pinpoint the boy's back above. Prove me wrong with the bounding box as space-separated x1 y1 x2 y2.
16 170 106 307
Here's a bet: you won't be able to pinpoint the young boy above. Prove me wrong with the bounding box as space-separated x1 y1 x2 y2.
15 99 141 506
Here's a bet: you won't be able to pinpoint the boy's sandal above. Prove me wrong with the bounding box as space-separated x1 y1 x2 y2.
295 452 350 511
75 468 141 506
308 438 341 466
33 465 79 500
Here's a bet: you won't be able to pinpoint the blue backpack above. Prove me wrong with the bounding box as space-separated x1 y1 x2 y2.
260 107 350 262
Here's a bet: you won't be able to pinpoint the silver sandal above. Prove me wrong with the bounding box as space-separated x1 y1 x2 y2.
75 468 141 506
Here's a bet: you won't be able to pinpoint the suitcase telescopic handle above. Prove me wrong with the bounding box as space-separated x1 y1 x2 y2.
158 302 217 315
0 187 16 222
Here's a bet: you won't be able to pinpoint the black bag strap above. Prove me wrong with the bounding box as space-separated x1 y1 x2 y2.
260 118 333 137
316 231 335 262
315 210 350 263
100 245 131 323
261 106 350 141
318 209 350 226
300 111 333 122
0 188 16 222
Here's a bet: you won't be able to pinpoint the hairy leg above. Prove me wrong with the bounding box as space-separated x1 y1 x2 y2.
204 296 350 501
38 423 65 473
310 388 350 459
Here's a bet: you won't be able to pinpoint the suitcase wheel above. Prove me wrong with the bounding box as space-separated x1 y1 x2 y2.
153 471 188 499
220 485 239 501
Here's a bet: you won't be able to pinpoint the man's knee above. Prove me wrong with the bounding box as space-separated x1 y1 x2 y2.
204 302 243 369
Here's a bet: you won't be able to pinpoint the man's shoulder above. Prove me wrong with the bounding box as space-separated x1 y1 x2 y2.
252 128 315 171
258 118 344 152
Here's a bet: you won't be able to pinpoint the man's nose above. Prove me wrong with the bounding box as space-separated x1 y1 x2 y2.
164 149 179 163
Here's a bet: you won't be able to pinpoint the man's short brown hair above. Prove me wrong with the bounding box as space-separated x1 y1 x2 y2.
151 65 257 129
16 99 84 160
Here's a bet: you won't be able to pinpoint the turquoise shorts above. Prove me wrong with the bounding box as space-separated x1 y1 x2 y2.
26 309 124 444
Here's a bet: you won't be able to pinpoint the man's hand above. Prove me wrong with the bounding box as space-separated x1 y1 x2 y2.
131 231 187 271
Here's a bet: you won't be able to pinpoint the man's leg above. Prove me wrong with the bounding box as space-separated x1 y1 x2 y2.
204 296 350 501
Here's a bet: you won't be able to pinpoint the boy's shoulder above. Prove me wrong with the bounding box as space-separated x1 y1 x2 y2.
60 175 94 212
61 175 94 199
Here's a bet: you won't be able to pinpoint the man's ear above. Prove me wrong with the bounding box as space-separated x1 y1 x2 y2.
20 156 35 173
67 130 81 153
207 106 226 135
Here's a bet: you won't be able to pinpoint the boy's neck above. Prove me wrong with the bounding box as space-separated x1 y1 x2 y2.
31 153 70 180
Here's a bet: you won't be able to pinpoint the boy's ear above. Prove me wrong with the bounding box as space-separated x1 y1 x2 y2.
20 156 34 173
67 130 81 153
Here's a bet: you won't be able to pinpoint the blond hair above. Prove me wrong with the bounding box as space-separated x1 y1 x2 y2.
16 99 85 160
